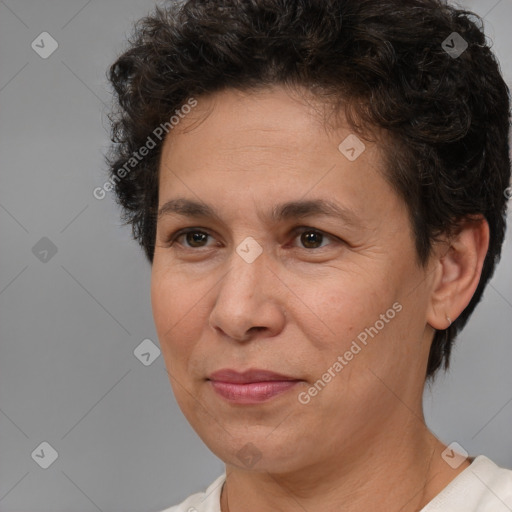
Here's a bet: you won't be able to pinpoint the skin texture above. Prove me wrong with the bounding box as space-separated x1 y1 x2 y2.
151 86 489 511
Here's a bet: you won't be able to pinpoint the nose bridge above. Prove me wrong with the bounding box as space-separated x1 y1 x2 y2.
223 236 267 297
209 237 284 340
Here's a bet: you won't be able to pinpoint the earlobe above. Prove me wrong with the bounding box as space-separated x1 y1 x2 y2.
426 216 490 331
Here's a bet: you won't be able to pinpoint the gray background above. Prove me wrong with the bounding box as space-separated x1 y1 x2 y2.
0 0 510 511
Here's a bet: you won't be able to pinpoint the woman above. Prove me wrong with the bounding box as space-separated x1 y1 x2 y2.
105 0 512 510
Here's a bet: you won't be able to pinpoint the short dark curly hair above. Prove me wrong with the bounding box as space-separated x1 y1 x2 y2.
105 0 511 379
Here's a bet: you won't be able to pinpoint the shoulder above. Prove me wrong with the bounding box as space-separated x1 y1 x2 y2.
422 455 512 511
157 473 226 512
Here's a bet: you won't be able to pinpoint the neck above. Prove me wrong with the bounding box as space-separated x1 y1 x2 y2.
220 422 470 512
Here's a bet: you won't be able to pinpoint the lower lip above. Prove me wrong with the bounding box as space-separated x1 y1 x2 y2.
209 380 300 403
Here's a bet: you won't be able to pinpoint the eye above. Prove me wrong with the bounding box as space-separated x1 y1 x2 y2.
167 228 216 249
290 227 338 250
164 226 339 251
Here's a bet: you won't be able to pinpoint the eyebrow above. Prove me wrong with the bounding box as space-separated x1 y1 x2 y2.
157 197 361 227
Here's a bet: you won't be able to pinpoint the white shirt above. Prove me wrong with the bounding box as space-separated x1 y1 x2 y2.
159 455 512 512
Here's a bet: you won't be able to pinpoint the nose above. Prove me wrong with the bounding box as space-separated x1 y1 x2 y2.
208 245 287 343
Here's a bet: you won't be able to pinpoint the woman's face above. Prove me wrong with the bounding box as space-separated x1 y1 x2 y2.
151 86 437 474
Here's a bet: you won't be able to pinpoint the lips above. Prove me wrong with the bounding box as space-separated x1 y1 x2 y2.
207 368 302 403
208 368 298 383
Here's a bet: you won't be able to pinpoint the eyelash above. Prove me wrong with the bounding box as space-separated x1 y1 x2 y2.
164 226 340 251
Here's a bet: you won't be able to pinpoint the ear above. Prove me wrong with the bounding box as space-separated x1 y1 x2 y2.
426 216 490 330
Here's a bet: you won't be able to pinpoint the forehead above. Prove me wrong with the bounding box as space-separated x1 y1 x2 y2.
162 87 334 159
157 86 395 223
161 87 383 164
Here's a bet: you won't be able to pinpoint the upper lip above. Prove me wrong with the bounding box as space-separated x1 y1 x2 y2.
208 368 299 383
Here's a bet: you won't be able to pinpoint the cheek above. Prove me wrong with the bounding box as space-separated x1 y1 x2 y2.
299 269 409 387
150 269 205 363
302 269 396 339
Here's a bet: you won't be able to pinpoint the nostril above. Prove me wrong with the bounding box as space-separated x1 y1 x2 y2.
248 326 265 334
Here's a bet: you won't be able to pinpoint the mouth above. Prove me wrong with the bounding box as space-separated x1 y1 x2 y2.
207 368 303 404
